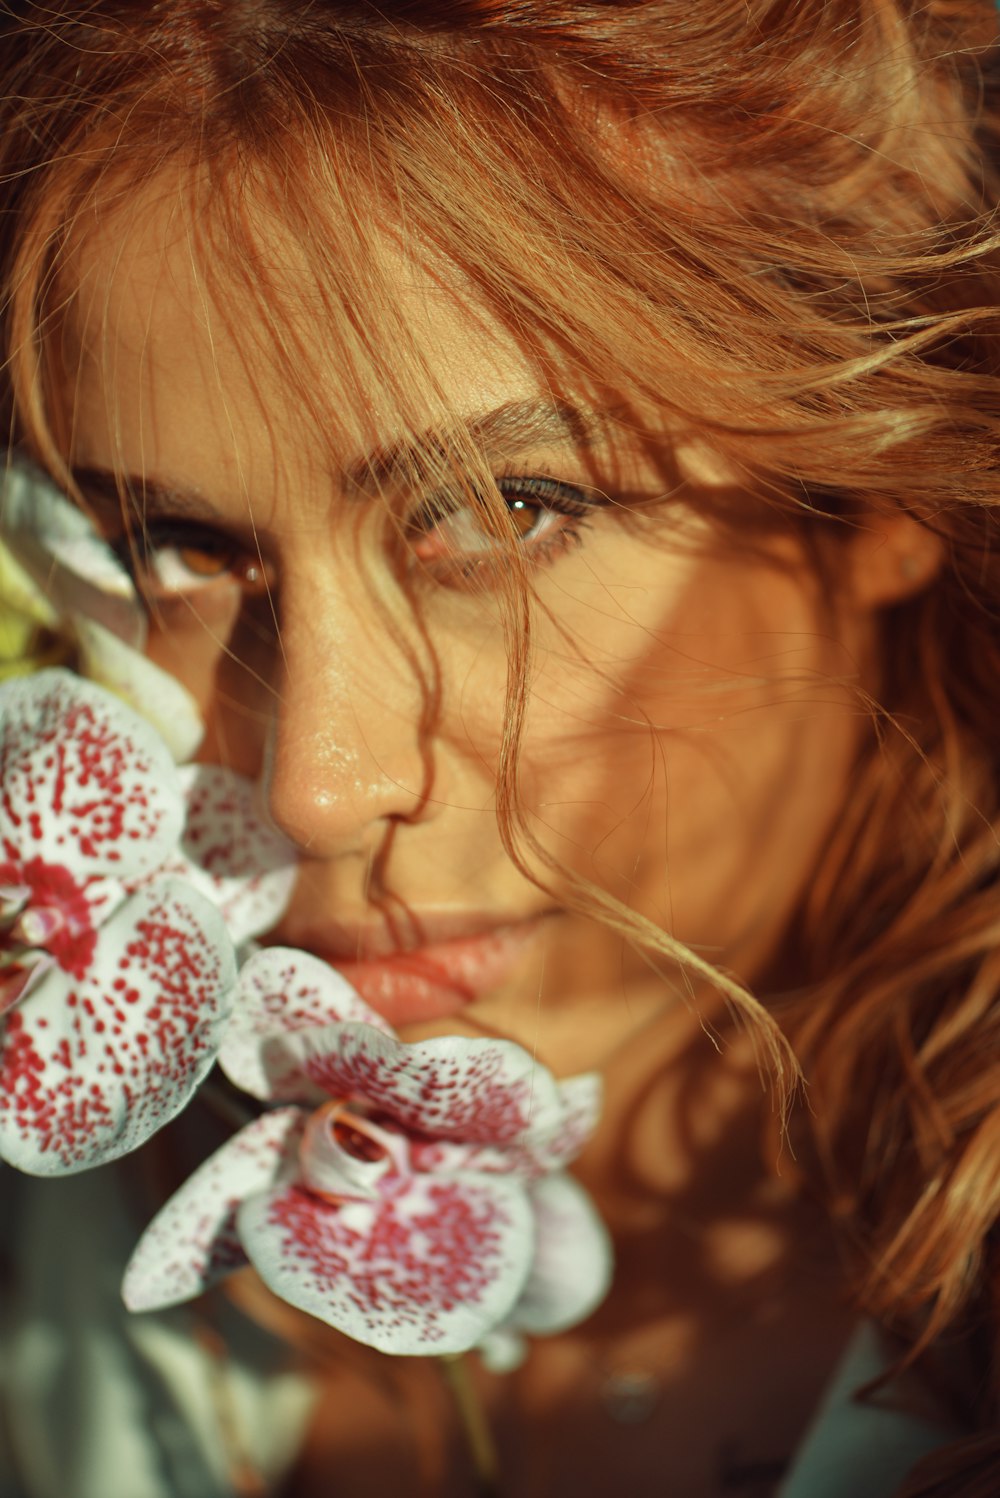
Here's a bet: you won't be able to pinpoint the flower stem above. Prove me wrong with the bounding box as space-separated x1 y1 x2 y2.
439 1353 501 1496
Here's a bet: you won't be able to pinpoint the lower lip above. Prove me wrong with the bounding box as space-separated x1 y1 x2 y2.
327 921 543 1027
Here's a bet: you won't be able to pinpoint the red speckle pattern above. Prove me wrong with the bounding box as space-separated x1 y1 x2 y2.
530 1072 603 1171
0 671 181 878
0 879 235 1173
242 1172 529 1353
0 855 100 978
125 949 606 1352
298 1028 545 1145
224 951 602 1173
122 1107 304 1311
164 766 298 945
221 948 391 1102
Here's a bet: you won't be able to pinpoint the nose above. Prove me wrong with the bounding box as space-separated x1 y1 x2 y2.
263 559 437 857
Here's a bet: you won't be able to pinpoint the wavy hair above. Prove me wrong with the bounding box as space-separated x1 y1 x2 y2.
0 1 999 1490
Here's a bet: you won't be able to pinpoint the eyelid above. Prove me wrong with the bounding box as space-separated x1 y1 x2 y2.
496 473 605 515
109 519 274 599
407 472 604 532
403 470 609 585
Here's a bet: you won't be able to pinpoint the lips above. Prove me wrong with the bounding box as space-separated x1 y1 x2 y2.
307 917 548 1028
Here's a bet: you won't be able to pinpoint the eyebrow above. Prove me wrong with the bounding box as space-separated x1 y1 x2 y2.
72 468 221 526
345 398 609 492
73 397 611 524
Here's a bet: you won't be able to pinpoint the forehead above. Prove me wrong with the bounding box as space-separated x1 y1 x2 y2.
58 167 555 508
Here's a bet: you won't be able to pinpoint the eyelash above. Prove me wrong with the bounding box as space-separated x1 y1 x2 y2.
113 524 272 604
405 474 602 578
112 473 603 602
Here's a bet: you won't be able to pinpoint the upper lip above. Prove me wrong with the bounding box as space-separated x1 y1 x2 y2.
267 908 555 964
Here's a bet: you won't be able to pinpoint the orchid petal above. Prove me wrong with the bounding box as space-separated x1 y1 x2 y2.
501 1172 613 1336
0 540 58 630
168 768 298 942
0 670 183 879
0 950 54 1015
123 1106 305 1311
220 948 390 1102
238 1170 533 1356
476 1173 612 1371
74 619 203 762
0 877 236 1175
420 1072 604 1177
1 461 144 648
0 608 44 675
265 1023 569 1147
476 1326 528 1374
405 1074 601 1178
514 1071 604 1174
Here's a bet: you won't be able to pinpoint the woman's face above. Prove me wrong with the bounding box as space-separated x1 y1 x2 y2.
56 180 872 1076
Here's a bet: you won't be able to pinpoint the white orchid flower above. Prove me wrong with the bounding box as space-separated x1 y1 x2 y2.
0 670 236 1175
123 947 612 1359
0 670 299 1176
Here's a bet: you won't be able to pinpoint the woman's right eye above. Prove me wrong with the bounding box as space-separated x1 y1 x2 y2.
117 524 273 603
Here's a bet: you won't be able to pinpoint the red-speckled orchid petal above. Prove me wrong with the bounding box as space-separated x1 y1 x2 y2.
0 878 236 1175
164 768 298 945
123 1106 305 1311
0 670 182 880
418 1073 604 1177
263 1024 566 1146
220 948 391 1103
514 1071 604 1174
476 1172 613 1373
405 1074 602 1178
238 1170 534 1356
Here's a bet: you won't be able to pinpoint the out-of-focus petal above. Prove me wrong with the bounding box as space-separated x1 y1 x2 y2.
239 1170 533 1356
500 1172 613 1336
0 670 183 879
269 1024 568 1147
0 540 59 630
476 1326 528 1374
171 768 297 941
123 1106 305 1311
220 948 390 1103
476 1173 612 1371
0 461 145 648
0 541 73 676
510 1071 604 1174
74 619 203 762
0 878 236 1175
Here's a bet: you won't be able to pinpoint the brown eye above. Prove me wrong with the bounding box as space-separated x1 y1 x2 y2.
134 527 273 599
176 542 234 578
506 497 541 539
406 475 600 573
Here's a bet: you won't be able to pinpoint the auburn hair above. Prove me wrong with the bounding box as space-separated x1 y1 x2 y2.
1 1 999 1490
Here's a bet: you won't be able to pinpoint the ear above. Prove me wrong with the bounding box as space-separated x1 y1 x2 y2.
843 511 944 608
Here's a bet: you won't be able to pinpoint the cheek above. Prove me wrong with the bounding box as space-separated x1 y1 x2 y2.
143 591 278 774
144 594 240 697
513 551 866 936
